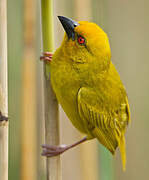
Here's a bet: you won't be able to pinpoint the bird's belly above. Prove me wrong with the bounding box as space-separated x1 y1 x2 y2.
59 93 87 133
51 70 87 134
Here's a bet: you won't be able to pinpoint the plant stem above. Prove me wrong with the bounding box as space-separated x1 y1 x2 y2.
0 0 8 179
40 0 61 180
21 0 37 179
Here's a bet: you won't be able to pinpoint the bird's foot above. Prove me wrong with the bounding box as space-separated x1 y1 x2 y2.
41 144 68 157
40 52 53 62
41 137 88 158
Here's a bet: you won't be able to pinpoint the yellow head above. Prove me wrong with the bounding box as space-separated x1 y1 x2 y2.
58 16 111 72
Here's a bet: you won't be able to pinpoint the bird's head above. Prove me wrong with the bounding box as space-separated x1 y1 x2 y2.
58 16 111 72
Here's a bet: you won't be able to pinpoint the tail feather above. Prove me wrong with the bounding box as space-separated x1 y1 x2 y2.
93 127 127 171
119 135 126 171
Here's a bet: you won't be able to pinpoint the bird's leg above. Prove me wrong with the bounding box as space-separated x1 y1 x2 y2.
42 136 87 157
0 111 8 121
40 52 53 62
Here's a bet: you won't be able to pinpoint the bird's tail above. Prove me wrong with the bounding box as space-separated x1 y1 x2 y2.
119 134 126 171
93 127 126 171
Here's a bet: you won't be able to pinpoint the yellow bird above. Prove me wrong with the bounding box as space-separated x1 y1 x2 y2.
41 16 130 170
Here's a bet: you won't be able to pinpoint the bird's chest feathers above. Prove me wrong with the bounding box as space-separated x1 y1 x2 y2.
51 62 80 104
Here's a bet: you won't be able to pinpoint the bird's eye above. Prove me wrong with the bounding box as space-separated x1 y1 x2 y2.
77 36 86 45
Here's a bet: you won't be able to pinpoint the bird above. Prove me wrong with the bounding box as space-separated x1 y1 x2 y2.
40 16 130 170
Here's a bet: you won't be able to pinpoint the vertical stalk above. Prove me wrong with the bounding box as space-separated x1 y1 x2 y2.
0 0 8 179
99 146 114 180
75 0 92 21
40 0 60 180
21 0 37 179
7 0 23 179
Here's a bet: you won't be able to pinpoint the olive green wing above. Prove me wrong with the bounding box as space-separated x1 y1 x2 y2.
78 87 130 168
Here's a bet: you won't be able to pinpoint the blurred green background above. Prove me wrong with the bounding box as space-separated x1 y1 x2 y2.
7 0 149 179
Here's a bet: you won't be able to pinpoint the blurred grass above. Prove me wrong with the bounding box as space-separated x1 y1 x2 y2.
8 0 23 179
99 145 114 180
21 0 37 179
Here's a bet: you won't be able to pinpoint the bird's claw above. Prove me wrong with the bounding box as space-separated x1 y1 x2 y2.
41 144 68 157
40 52 53 62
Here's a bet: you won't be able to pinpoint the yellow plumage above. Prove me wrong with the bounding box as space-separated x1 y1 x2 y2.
50 17 130 170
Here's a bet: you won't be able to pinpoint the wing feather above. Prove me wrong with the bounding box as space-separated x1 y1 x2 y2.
78 87 130 169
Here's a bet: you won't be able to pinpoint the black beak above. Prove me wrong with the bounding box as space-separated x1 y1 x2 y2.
58 16 79 40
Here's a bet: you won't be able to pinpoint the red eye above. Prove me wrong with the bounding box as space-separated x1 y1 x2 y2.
77 36 86 45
